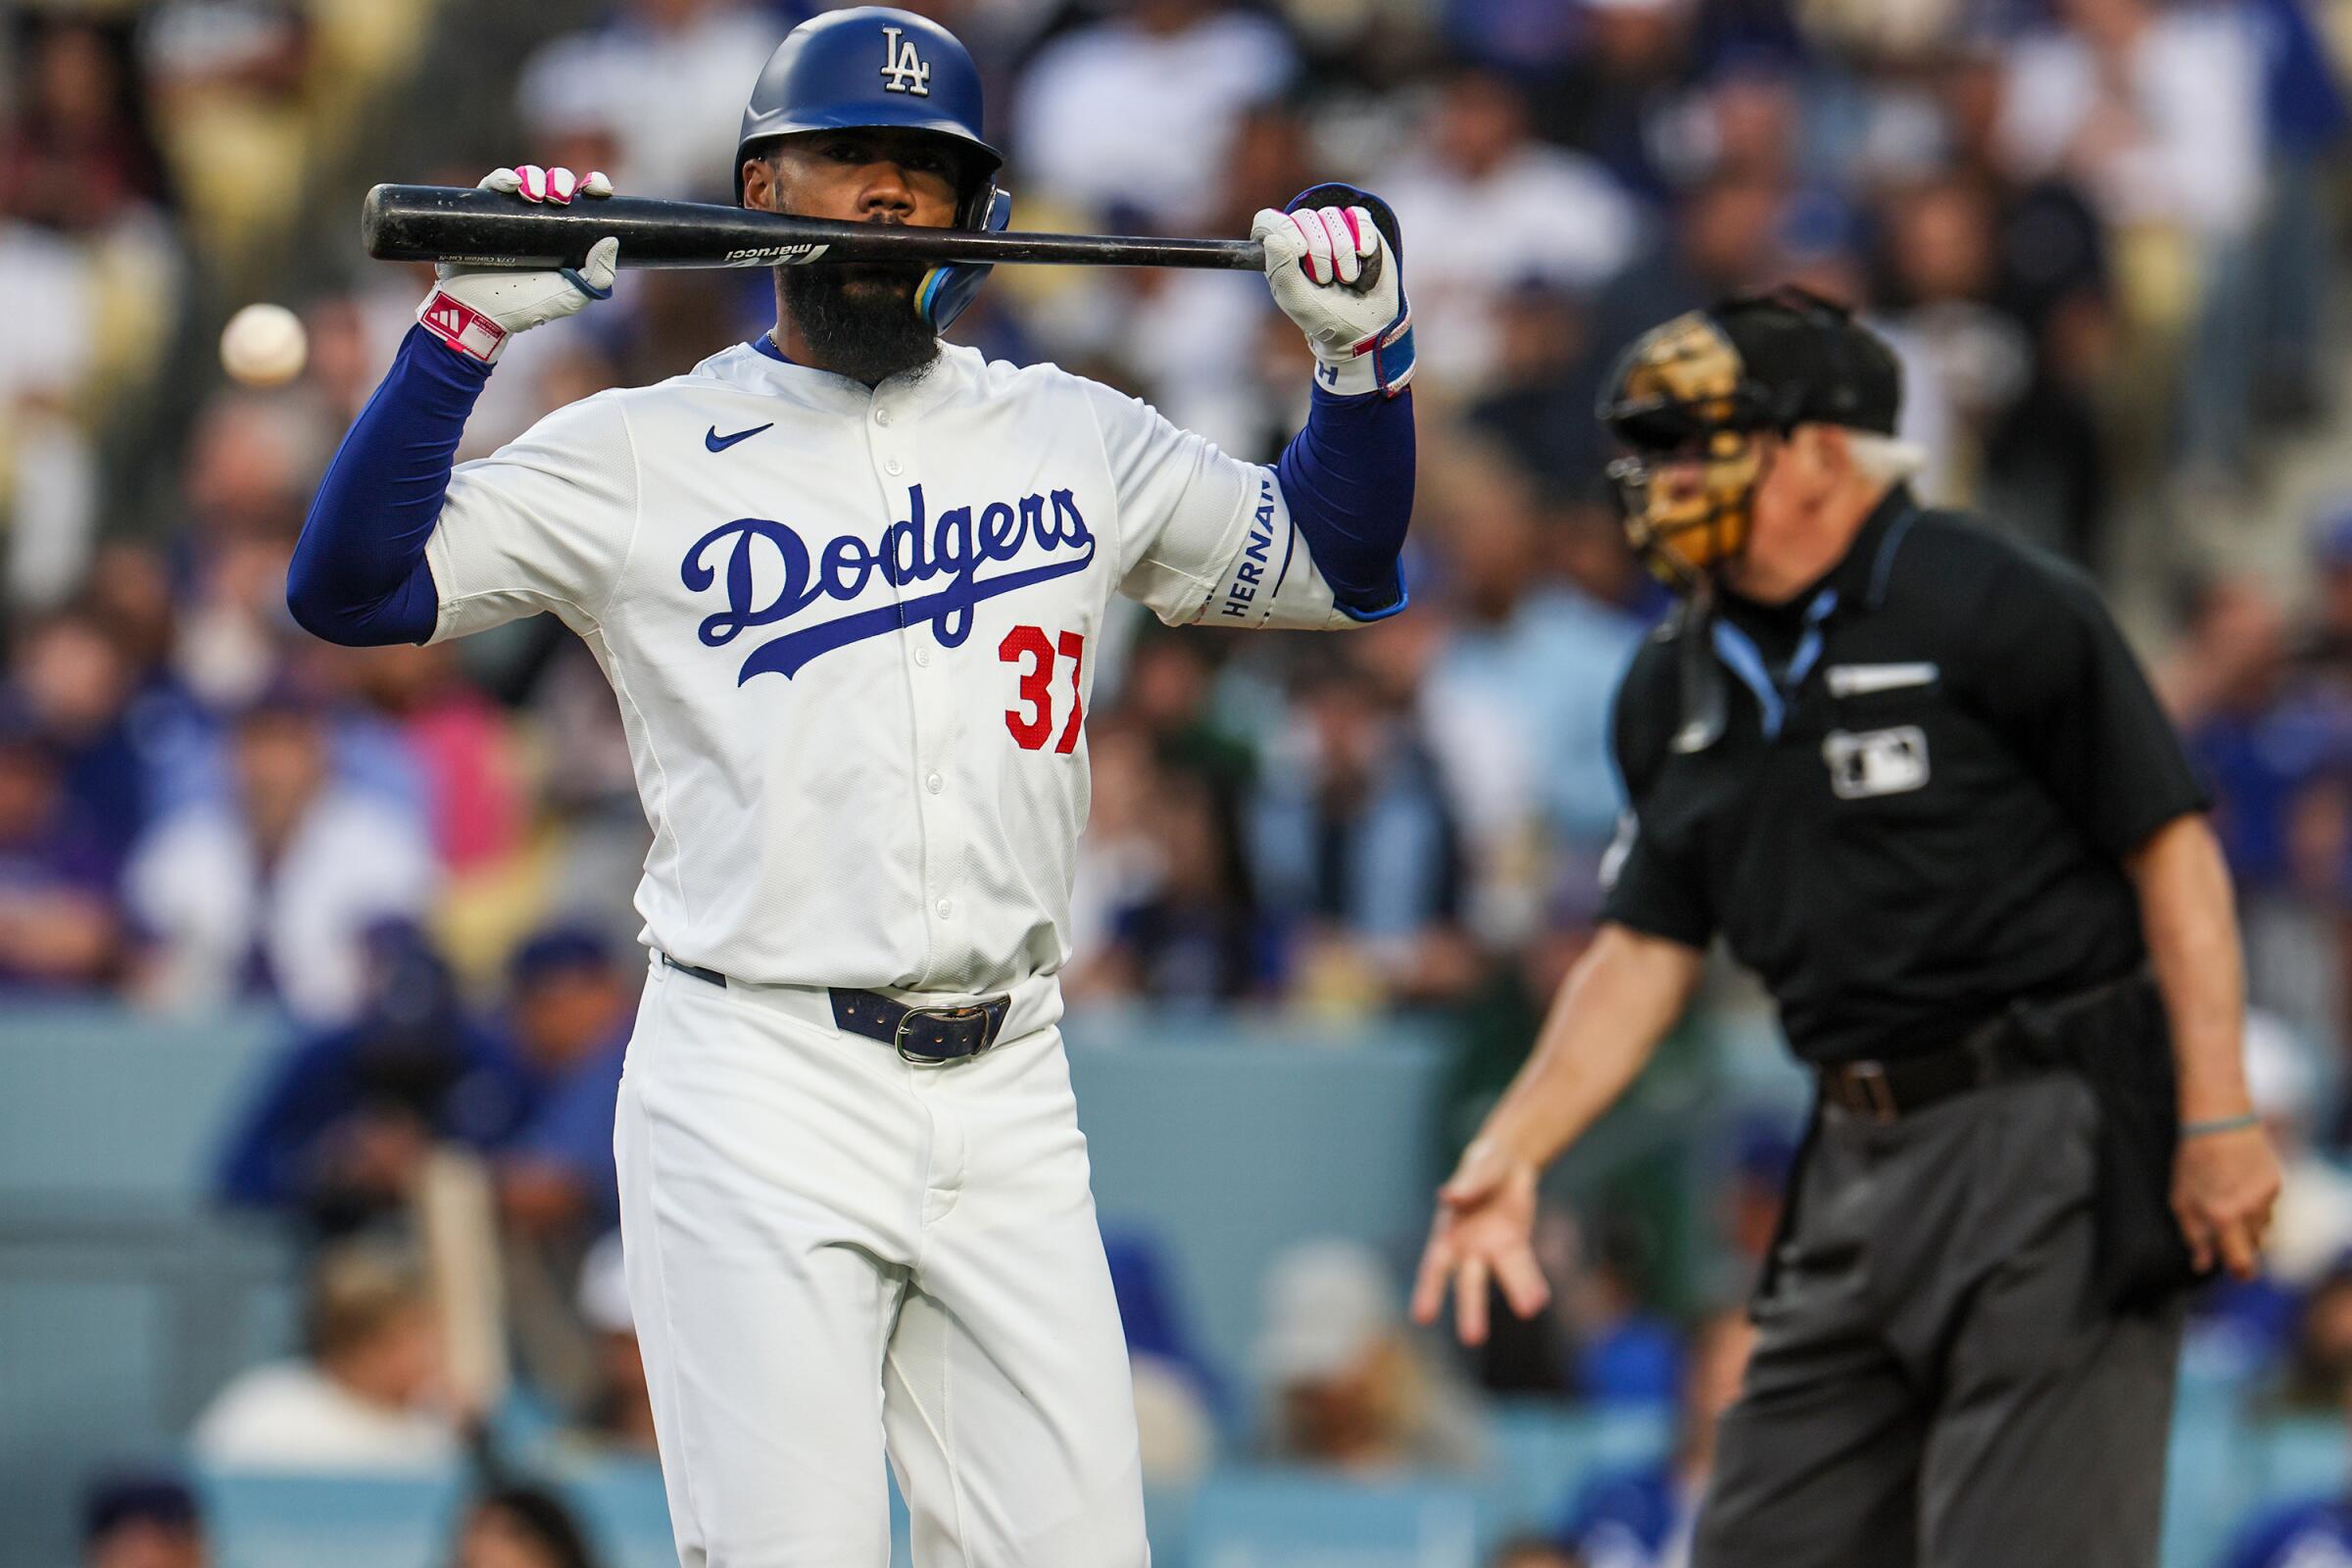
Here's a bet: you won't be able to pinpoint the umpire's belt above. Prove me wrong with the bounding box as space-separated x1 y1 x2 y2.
661 954 1010 1064
1818 969 2148 1122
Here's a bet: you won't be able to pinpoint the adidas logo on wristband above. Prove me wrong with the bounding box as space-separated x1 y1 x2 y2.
418 293 508 364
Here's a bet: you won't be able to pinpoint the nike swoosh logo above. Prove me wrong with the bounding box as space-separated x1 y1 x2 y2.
705 422 773 453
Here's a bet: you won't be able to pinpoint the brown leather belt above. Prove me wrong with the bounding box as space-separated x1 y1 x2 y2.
1818 969 2149 1123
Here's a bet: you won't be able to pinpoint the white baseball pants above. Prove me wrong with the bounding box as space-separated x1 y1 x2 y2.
613 956 1149 1566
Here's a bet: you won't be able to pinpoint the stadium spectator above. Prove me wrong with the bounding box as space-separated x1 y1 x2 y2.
1091 762 1275 1004
132 2 312 208
494 927 634 1239
339 640 528 876
0 697 122 989
567 1231 658 1458
1556 1217 1682 1406
514 0 787 201
1415 444 1644 943
1527 0 1695 195
191 1239 459 1471
1558 1306 1758 1568
124 684 434 1024
214 922 527 1232
1466 278 1605 488
18 606 162 872
1995 0 2266 481
2245 0 2349 426
79 1469 208 1568
1102 1228 1220 1489
1116 102 1317 455
2245 1010 2352 1290
1013 0 1297 232
448 1483 606 1568
3 17 172 227
1871 175 2034 507
2163 575 2352 1050
0 14 182 609
2281 1259 2352 1413
1379 62 1642 389
170 392 328 710
1255 1238 1487 1474
1932 49 2120 559
1063 719 1167 998
1113 632 1256 793
1248 650 1476 1009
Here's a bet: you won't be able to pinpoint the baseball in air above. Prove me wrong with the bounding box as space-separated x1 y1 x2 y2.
220 303 309 387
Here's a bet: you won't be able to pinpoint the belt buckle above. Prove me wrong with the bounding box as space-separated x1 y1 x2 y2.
892 1002 999 1066
1843 1060 1899 1122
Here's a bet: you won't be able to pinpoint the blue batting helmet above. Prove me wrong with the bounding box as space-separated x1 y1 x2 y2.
734 7 1008 331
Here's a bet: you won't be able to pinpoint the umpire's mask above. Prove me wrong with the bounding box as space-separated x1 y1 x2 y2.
1598 287 1903 593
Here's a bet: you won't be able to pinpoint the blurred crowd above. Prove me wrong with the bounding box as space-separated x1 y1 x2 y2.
22 0 2352 1564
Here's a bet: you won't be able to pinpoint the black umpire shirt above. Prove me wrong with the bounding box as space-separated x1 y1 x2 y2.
1601 485 2209 1064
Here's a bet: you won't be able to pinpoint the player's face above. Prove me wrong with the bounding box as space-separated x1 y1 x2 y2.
747 128 963 236
749 128 967 381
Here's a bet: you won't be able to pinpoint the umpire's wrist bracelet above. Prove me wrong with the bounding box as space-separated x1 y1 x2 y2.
2180 1112 2261 1139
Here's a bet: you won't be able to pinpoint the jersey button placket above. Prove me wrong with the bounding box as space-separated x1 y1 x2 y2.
872 395 965 983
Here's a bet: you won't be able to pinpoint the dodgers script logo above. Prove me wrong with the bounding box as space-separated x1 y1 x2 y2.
682 483 1096 682
879 25 930 96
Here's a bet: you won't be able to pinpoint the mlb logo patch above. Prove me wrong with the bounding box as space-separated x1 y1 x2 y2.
1823 726 1930 800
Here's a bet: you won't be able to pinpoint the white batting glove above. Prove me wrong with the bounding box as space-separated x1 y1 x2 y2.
416 166 618 366
1253 202 1414 397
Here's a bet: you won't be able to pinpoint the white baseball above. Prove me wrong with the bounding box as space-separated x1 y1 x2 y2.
220 303 309 387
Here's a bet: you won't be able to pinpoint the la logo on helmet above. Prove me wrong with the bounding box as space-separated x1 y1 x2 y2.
879 25 930 96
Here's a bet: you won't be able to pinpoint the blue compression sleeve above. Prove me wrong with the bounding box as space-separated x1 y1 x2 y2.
1274 384 1414 620
286 324 490 646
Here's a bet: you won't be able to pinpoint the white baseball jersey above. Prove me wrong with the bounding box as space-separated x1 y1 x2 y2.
424 339 1356 994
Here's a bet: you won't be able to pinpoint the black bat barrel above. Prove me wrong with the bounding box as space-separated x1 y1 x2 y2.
361 184 1266 272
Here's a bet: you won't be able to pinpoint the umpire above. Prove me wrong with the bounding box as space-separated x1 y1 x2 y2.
1412 289 2280 1567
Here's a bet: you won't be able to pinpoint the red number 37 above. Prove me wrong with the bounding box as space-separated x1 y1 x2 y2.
1000 625 1084 754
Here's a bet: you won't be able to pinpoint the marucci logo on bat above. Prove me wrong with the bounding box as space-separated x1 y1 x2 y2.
722 242 830 265
681 483 1096 682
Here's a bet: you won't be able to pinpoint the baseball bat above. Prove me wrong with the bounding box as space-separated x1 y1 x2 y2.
364 183 1266 272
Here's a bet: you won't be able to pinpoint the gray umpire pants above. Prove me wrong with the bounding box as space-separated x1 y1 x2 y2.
1691 1071 2184 1568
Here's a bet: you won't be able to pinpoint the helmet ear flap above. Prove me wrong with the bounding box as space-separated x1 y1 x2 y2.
918 184 1011 333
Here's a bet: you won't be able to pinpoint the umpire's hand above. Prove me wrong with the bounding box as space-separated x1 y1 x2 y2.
1410 1137 1550 1346
2173 1120 2281 1280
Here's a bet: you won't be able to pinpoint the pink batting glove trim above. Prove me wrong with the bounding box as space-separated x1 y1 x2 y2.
1287 210 1329 284
1317 207 1362 285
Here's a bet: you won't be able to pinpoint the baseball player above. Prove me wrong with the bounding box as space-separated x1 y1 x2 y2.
286 8 1415 1565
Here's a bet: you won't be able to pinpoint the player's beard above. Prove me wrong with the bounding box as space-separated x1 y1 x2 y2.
780 262 941 385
